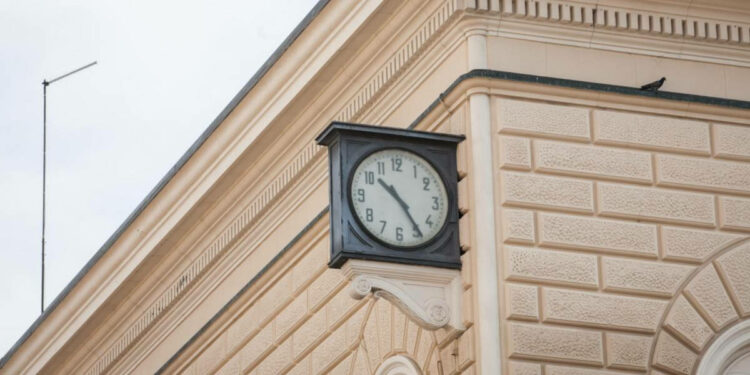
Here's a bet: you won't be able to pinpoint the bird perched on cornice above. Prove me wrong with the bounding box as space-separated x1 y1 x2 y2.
640 77 666 92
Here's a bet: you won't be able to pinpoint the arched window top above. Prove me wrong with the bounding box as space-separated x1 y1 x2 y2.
375 354 423 375
725 348 750 375
698 319 750 375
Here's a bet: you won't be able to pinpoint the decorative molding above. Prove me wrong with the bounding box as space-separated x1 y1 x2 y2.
342 259 464 331
463 0 750 66
80 3 465 374
375 355 424 375
465 0 750 44
335 0 459 122
697 319 750 375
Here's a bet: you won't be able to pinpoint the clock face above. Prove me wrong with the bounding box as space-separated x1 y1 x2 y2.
350 149 449 248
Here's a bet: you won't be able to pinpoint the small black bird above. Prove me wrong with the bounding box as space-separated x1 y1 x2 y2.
640 77 666 92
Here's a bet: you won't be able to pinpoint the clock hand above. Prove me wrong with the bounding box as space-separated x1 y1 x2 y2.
377 178 423 238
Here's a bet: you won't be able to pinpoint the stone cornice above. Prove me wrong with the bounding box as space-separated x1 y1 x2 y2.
462 0 750 66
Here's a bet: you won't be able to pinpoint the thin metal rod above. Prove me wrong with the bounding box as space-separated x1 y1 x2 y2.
47 61 97 85
42 84 46 314
40 60 97 314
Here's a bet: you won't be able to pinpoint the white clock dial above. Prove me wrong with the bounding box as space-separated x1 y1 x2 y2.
350 149 449 247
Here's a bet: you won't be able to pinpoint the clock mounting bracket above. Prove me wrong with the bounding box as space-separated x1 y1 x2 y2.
342 259 465 332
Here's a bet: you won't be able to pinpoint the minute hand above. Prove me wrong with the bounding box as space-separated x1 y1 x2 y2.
377 178 423 238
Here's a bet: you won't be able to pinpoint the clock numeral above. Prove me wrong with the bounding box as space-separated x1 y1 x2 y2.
396 227 403 241
425 215 433 228
364 171 374 185
365 208 373 222
413 165 417 178
391 158 402 172
377 162 385 175
412 228 421 237
432 196 439 210
357 189 365 202
379 220 387 233
423 177 430 191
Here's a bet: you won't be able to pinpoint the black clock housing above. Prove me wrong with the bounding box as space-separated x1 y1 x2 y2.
316 122 464 269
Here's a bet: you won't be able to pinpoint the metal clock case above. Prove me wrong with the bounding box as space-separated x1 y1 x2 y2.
316 122 464 269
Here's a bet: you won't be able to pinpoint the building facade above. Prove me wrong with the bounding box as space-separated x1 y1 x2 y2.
3 0 750 374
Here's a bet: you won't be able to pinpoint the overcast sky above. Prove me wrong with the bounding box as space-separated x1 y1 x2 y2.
0 0 318 355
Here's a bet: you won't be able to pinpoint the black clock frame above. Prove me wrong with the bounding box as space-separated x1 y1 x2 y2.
316 122 464 270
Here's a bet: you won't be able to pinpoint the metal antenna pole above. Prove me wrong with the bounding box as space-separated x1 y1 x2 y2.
41 61 97 314
42 81 47 314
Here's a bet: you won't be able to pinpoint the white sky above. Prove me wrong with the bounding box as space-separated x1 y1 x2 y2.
0 0 318 356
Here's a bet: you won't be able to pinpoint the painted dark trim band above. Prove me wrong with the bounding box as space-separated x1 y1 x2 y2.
0 0 331 368
155 206 329 374
409 69 750 130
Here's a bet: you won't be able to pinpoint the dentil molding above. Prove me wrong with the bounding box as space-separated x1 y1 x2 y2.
341 259 464 331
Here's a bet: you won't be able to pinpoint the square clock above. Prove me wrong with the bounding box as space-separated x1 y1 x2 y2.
316 122 464 269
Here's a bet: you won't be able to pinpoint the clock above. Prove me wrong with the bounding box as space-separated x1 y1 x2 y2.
350 149 448 247
316 122 464 269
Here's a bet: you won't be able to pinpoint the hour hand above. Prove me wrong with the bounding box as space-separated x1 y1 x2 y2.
377 178 423 237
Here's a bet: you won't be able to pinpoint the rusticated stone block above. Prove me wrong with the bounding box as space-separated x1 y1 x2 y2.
215 356 241 375
502 209 535 244
506 246 598 288
665 295 714 350
227 304 261 350
292 309 326 359
292 240 327 292
193 332 228 375
508 360 541 375
496 98 590 141
605 332 650 370
308 269 346 311
661 226 742 262
499 136 532 170
255 273 293 324
326 351 353 375
256 337 293 375
716 242 750 316
458 178 469 214
653 331 697 375
714 123 750 160
546 365 630 375
459 214 471 250
602 257 693 297
239 323 275 370
656 154 750 195
597 183 716 226
534 140 653 183
501 171 594 213
719 196 750 231
684 265 738 329
542 288 667 332
325 285 359 329
505 283 539 320
538 213 658 257
275 292 308 340
508 322 603 365
311 324 349 374
457 326 475 369
593 110 710 154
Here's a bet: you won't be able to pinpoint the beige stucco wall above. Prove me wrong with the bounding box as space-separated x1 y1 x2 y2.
7 1 750 374
492 94 750 374
179 216 477 375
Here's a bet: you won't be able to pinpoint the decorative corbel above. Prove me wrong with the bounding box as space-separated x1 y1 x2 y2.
341 259 464 331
